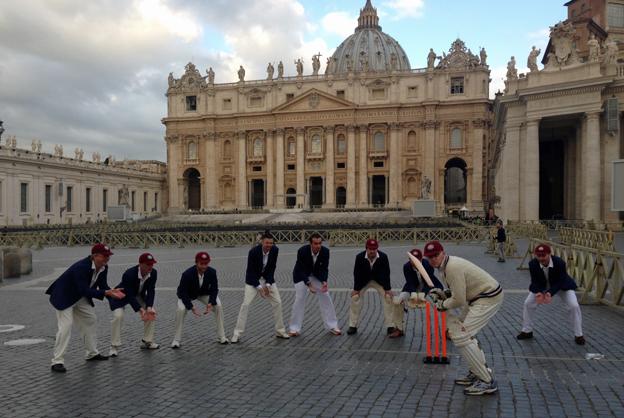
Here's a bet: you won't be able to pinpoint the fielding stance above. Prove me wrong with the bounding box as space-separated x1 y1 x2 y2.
389 248 443 338
109 253 159 357
231 232 290 342
424 241 503 396
46 243 124 372
171 251 228 348
348 239 395 336
288 233 341 336
517 244 585 345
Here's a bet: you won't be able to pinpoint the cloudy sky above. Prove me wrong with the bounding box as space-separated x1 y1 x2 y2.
0 0 566 162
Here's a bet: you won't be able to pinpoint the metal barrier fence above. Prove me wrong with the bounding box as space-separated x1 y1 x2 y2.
517 239 624 308
559 227 616 252
0 227 497 249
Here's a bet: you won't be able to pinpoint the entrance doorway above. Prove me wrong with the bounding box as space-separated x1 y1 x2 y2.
539 140 564 219
251 179 265 209
286 188 296 208
336 187 346 207
309 177 323 208
183 168 201 210
444 158 467 205
371 175 386 206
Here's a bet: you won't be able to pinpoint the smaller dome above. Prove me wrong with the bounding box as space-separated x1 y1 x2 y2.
326 1 411 75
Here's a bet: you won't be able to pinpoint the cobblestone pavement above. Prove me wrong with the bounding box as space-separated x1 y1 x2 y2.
1 242 623 417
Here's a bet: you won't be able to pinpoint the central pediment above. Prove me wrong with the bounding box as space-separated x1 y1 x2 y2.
272 89 356 113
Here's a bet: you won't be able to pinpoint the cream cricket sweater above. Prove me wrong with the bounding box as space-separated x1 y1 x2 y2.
438 256 500 310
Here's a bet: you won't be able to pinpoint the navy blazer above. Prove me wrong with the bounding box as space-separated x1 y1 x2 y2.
177 265 219 309
109 265 157 312
245 245 279 287
46 256 110 310
528 255 577 296
293 245 329 284
353 250 391 291
402 259 442 293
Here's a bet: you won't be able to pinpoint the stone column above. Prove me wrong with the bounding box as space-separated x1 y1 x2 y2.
471 120 486 213
296 127 305 207
358 124 368 206
501 124 521 221
205 132 218 209
423 120 437 199
583 112 601 221
389 123 401 206
324 126 335 208
346 125 356 207
275 129 285 208
523 119 540 220
237 131 247 208
177 178 185 210
265 130 275 208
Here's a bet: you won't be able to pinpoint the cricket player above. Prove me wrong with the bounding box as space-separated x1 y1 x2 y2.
424 241 503 396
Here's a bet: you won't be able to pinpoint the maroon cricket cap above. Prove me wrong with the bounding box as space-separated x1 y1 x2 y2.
534 244 552 256
423 241 444 258
139 253 157 265
195 251 211 263
91 243 113 256
409 248 423 260
365 239 379 250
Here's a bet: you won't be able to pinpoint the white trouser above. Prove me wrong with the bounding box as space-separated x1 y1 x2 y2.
111 297 156 347
233 280 286 337
447 292 503 383
348 280 394 329
52 297 99 365
289 277 339 333
391 292 413 332
522 290 583 336
496 242 505 260
173 295 226 343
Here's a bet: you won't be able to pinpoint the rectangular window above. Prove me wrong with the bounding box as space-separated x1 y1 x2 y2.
131 191 136 211
451 77 464 94
337 162 346 169
223 98 232 110
45 185 52 213
336 90 345 99
286 93 294 102
249 96 262 107
103 189 108 212
372 88 385 99
252 166 262 172
608 3 624 27
186 95 197 111
86 187 92 212
66 186 73 212
288 140 296 156
287 164 296 171
337 138 346 154
20 182 28 213
154 192 158 212
143 191 147 212
373 161 384 168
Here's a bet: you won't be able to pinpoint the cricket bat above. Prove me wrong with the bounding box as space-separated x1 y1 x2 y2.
407 252 435 288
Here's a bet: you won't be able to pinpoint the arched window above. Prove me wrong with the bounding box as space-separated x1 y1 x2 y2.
374 132 385 151
253 137 264 157
311 134 322 154
187 141 197 160
450 128 463 149
287 137 296 156
407 131 417 150
223 140 232 158
336 134 346 154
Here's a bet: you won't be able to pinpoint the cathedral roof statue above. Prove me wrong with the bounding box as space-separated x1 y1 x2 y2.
327 0 411 74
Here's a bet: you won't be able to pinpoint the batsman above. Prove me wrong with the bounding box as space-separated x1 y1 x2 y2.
423 241 503 396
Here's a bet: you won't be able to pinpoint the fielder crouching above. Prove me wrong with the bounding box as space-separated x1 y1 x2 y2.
424 241 503 396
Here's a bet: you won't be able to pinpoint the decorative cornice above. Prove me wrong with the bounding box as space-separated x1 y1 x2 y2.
522 84 604 101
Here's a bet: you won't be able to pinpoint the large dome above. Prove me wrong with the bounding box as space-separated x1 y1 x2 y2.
327 0 411 75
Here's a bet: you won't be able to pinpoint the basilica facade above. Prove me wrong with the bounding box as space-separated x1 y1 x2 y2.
163 1 492 214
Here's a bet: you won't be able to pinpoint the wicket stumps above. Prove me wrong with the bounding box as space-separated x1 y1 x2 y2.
423 301 450 364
